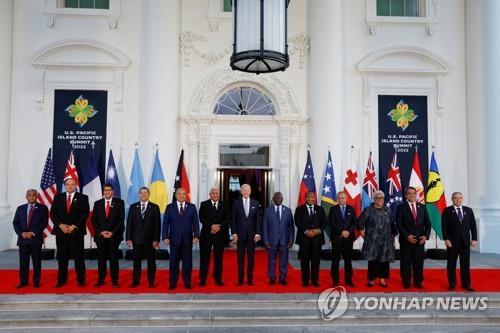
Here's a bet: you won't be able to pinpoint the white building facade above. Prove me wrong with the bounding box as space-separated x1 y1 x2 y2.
0 0 499 253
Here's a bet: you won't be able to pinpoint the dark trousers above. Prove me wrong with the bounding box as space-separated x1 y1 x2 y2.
56 235 86 284
132 243 156 285
95 238 120 284
331 237 353 284
367 261 390 280
18 243 42 285
447 244 471 287
399 240 425 286
199 235 225 283
267 243 289 282
299 242 322 284
237 239 255 283
169 239 193 286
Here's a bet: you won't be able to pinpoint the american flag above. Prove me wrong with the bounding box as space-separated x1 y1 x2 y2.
37 148 58 238
64 150 80 190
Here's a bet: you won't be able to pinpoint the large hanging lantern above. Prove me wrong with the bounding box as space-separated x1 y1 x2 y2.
230 0 290 74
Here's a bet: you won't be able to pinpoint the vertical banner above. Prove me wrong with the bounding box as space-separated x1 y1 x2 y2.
53 90 107 186
378 95 428 193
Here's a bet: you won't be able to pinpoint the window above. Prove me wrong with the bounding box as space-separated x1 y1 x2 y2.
377 0 421 17
219 144 270 167
223 0 232 12
214 87 276 116
64 0 109 9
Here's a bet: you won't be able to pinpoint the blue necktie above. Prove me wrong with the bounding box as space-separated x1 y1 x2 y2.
341 206 346 219
457 207 463 223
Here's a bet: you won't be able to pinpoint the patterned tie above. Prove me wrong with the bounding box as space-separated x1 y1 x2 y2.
457 207 463 223
27 205 34 228
141 203 146 218
66 194 72 213
105 200 111 219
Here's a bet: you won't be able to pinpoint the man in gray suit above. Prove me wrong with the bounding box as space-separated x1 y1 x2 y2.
262 192 294 285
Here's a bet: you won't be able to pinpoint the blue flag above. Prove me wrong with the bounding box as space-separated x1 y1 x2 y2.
126 148 145 207
105 149 121 198
149 149 168 213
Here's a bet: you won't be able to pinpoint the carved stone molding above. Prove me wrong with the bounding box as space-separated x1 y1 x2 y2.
179 31 230 67
189 68 301 117
289 33 311 69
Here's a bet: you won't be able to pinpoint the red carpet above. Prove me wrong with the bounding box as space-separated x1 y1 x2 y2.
2 250 499 294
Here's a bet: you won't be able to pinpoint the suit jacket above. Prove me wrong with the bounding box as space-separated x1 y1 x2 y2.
162 201 200 245
328 204 357 242
396 201 431 243
262 204 294 247
13 203 49 246
442 205 477 247
50 192 90 237
126 201 161 245
294 204 327 246
231 197 261 242
198 199 230 240
92 197 125 242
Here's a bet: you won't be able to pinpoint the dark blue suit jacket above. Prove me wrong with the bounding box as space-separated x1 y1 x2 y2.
262 205 294 247
231 198 261 241
162 202 200 245
13 203 49 246
442 205 477 247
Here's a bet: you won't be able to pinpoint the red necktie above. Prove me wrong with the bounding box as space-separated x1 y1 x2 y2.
66 194 72 213
105 201 111 219
27 205 34 228
411 203 417 224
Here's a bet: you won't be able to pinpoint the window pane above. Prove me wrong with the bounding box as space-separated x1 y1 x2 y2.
377 0 390 16
95 0 109 9
390 0 405 16
65 0 79 8
219 144 270 167
79 0 94 8
404 0 419 16
214 87 276 116
224 0 232 12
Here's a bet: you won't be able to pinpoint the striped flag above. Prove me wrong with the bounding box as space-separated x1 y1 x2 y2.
321 150 337 215
362 151 378 209
150 148 168 213
82 153 102 237
385 151 403 217
63 150 80 190
409 148 425 204
297 150 317 206
37 148 58 238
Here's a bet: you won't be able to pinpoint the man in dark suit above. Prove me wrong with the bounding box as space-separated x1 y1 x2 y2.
396 186 431 289
163 187 200 290
126 187 161 288
328 191 357 287
51 178 89 287
231 184 261 286
91 183 125 287
442 191 478 291
12 189 49 288
262 192 294 285
295 191 327 287
198 187 230 287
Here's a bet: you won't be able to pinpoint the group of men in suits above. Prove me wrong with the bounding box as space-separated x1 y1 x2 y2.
13 180 478 292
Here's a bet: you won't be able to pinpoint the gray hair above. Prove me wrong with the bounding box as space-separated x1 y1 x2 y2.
240 184 251 191
209 187 219 194
26 189 38 196
373 190 385 198
451 192 463 198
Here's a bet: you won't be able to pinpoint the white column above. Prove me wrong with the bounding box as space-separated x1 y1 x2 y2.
307 0 345 192
138 0 181 188
0 0 13 217
466 0 500 253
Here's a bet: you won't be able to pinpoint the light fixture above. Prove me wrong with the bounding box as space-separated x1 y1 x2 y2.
230 0 290 74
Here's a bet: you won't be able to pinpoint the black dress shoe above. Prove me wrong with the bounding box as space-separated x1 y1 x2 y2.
129 282 139 288
279 280 287 286
463 285 475 292
215 280 224 286
55 282 66 288
33 282 40 288
247 281 254 286
112 283 120 288
269 279 275 285
302 282 309 287
403 283 411 289
448 285 455 291
185 284 192 289
169 285 176 290
94 281 105 287
15 283 28 289
77 283 86 288
148 283 156 288
345 281 355 288
332 281 339 287
199 281 206 287
312 282 320 287
237 281 244 286
414 283 424 289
